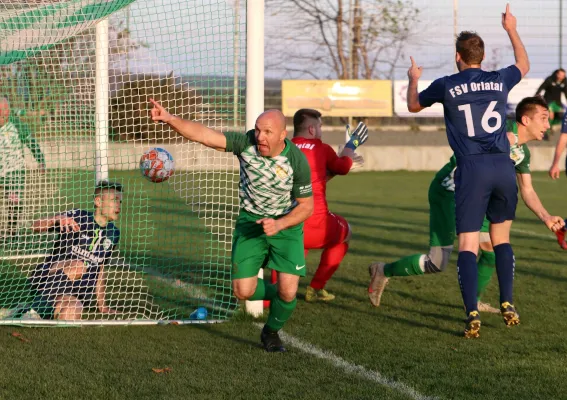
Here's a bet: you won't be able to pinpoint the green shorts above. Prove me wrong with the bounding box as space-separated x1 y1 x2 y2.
231 210 306 279
549 101 563 114
480 217 490 233
428 180 456 247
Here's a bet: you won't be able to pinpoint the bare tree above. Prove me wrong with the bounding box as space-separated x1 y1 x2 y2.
265 0 419 80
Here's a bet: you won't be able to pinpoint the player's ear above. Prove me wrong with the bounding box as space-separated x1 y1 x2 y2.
280 129 287 141
521 114 530 126
455 52 461 63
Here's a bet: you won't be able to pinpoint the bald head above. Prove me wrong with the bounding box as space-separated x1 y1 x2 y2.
254 109 288 157
0 97 10 127
256 109 286 131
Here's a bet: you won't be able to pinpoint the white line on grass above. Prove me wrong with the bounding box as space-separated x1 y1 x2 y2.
254 323 439 400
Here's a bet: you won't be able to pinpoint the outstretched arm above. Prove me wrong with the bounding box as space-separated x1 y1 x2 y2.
95 265 116 314
517 173 564 231
32 213 80 233
149 98 227 151
502 4 529 77
549 133 567 179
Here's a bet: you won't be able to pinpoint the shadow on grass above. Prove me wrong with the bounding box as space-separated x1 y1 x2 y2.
192 322 261 349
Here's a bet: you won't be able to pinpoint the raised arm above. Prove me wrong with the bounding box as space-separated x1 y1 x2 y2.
517 173 563 231
407 57 425 113
502 4 529 77
149 98 227 151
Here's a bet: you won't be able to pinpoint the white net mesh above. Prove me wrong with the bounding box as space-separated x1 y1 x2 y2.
0 0 244 325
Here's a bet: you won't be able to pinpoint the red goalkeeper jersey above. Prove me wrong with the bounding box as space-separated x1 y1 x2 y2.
291 137 353 215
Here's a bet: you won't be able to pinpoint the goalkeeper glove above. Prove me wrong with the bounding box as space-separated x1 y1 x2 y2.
344 122 369 150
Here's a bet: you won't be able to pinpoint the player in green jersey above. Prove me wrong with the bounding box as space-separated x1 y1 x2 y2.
150 99 314 352
0 97 46 238
368 96 564 319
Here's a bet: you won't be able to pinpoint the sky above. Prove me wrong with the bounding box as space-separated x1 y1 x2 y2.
119 0 566 81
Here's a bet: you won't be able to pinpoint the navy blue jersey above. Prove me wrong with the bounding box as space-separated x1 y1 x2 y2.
419 66 522 157
42 209 120 286
562 112 567 134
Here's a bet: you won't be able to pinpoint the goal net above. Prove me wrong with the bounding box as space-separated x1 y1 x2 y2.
0 0 244 325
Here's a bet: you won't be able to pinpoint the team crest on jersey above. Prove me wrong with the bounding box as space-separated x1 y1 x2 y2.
509 145 525 166
103 238 113 251
274 165 288 179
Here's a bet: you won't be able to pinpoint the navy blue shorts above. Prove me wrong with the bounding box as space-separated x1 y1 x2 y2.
454 153 517 234
29 265 96 319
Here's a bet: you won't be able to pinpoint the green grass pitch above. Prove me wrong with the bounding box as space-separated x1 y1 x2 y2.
1 171 566 399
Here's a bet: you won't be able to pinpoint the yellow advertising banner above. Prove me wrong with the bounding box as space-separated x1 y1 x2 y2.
282 80 392 117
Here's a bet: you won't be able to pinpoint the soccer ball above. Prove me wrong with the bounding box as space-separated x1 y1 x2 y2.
139 148 174 183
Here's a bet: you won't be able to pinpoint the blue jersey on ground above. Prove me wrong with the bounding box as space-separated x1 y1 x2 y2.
419 66 522 157
32 209 120 296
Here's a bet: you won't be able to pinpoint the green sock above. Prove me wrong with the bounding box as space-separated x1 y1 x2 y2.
248 279 277 301
477 250 496 301
384 254 424 277
266 295 297 331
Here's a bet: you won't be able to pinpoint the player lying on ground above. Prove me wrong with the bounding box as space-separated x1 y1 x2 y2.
547 112 567 249
26 181 122 320
291 109 367 302
407 5 531 338
369 97 564 316
150 99 313 353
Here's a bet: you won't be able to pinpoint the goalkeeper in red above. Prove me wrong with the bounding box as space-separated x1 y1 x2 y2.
291 109 367 302
150 99 313 353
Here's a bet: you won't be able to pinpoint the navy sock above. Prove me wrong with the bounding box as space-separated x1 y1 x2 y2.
457 251 478 315
494 243 515 305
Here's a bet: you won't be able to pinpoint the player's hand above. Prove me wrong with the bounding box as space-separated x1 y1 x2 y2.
407 56 423 81
350 153 365 170
56 216 80 233
501 3 517 32
345 122 369 150
256 218 282 237
149 98 173 124
543 215 565 232
549 163 561 179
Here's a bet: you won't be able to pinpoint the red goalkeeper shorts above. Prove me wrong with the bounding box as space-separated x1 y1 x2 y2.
303 212 350 250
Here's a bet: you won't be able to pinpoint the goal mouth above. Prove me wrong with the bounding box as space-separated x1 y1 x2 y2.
0 0 245 325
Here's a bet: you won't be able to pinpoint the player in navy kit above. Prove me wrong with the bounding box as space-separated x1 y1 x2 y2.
406 4 530 337
28 181 122 320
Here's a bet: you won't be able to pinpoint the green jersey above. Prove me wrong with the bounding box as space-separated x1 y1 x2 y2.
506 120 531 174
224 130 312 217
435 120 531 192
0 118 45 178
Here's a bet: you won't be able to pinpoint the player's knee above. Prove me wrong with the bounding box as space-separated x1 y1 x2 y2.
54 296 83 320
423 246 453 273
232 279 257 300
278 288 296 303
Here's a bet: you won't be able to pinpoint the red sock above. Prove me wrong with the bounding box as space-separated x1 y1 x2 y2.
310 242 349 290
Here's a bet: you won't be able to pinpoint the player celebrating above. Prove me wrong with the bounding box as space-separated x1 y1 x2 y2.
27 181 122 320
369 96 564 313
405 5 530 337
291 109 367 302
150 100 313 352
